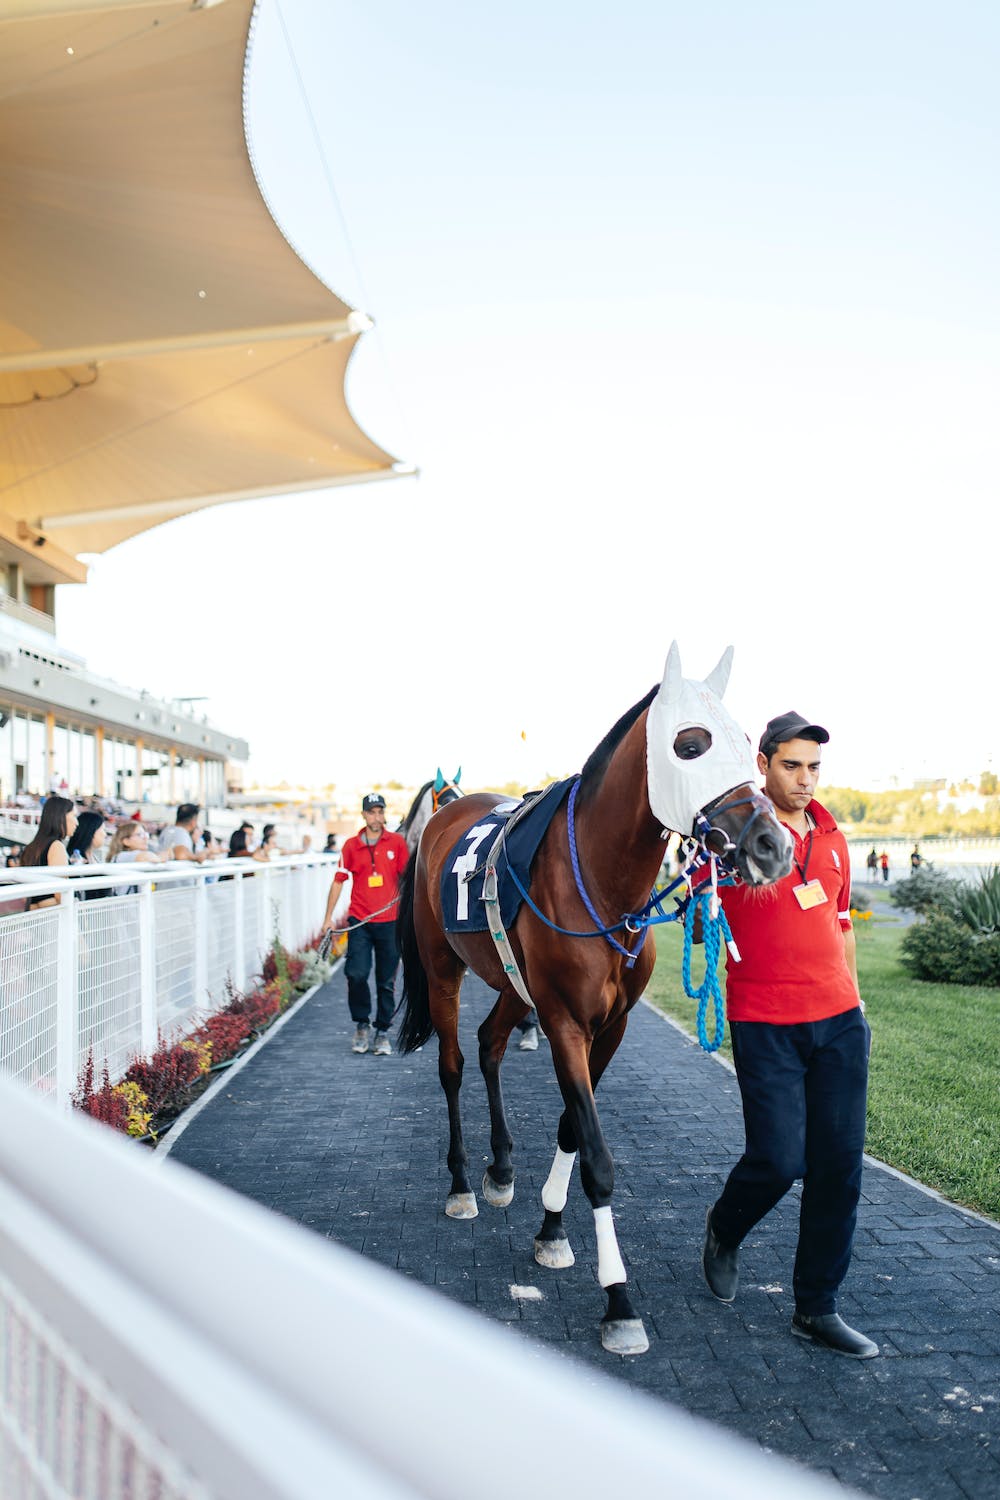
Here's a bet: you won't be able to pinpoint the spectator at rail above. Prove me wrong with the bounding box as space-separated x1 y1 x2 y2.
20 796 78 908
158 804 211 863
227 827 269 862
239 820 257 852
910 845 922 872
66 811 110 900
880 850 890 883
322 834 339 855
199 828 224 885
256 824 285 859
107 821 167 895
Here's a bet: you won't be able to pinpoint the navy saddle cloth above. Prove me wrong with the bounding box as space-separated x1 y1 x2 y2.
440 776 576 934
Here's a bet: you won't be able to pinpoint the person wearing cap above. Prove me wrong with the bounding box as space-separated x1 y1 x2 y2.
323 793 410 1056
700 712 877 1359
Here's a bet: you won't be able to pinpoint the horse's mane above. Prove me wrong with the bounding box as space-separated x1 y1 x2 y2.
579 685 657 797
398 780 434 835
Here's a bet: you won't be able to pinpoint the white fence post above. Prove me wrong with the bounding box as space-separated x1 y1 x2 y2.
193 875 208 1015
138 882 157 1056
55 893 78 1110
258 865 273 967
233 872 246 992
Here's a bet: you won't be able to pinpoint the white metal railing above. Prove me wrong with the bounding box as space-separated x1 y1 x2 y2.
0 856 338 1105
0 1070 856 1500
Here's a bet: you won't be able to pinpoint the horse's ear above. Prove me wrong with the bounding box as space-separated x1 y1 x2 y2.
453 767 462 785
434 768 445 792
659 641 683 704
705 645 734 699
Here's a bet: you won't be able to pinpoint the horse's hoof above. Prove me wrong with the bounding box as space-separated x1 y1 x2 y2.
601 1318 649 1356
445 1193 479 1219
482 1171 514 1208
534 1236 575 1269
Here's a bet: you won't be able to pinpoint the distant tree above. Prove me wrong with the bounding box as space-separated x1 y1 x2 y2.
979 770 998 796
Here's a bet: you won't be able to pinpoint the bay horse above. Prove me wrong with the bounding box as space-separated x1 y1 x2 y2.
396 644 793 1355
398 769 463 854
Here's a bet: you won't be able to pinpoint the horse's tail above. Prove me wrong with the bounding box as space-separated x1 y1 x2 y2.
396 855 435 1054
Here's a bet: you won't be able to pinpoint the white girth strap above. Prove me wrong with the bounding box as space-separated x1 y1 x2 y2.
481 823 535 1010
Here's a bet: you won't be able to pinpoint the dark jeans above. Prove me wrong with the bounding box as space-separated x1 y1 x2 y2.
344 919 400 1031
711 1007 870 1316
516 1007 539 1033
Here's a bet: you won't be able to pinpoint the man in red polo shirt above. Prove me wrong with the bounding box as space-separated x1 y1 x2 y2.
324 793 409 1056
701 712 877 1359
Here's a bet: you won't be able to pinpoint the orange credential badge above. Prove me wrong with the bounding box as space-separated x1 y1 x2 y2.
793 880 827 910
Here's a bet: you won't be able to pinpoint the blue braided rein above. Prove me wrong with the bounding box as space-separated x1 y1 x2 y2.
681 889 734 1053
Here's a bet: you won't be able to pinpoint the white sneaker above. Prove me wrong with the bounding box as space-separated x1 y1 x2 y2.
518 1026 539 1051
351 1023 370 1054
373 1030 392 1057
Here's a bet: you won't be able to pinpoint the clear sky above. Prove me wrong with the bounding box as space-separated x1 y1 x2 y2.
59 0 999 800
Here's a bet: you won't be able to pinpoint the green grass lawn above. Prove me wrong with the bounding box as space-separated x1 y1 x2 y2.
644 905 1000 1220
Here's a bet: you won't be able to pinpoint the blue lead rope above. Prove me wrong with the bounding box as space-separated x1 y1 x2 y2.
681 889 734 1052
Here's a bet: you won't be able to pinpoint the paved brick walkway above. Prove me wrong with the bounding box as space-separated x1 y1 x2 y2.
169 969 999 1499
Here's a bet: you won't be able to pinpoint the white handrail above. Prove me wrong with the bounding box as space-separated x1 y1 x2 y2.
0 1070 855 1500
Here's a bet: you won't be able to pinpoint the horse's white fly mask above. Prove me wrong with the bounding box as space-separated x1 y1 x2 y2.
645 642 758 835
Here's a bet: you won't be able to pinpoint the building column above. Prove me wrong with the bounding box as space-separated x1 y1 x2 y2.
198 756 206 807
169 747 177 804
134 737 143 804
45 712 55 790
95 726 105 797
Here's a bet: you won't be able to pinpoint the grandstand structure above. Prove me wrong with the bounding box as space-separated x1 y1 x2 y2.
0 0 409 827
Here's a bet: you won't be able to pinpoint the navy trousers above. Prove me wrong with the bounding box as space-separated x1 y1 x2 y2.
711 1007 870 1316
344 919 400 1032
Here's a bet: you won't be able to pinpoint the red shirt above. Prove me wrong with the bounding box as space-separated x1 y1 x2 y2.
712 798 858 1024
334 828 410 923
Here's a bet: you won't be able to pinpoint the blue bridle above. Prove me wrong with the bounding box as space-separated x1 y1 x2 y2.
504 774 764 963
502 773 763 1053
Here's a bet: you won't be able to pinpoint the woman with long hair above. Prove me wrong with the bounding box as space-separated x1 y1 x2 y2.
20 796 77 908
228 827 268 861
67 810 105 863
66 808 110 901
106 821 166 895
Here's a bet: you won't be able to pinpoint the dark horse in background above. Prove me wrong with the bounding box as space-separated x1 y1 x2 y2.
397 769 463 854
396 644 792 1355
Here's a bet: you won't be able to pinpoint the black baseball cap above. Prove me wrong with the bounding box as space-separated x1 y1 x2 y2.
362 793 386 811
759 712 830 755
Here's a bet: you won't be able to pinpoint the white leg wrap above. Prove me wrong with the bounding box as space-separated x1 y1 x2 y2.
594 1206 627 1288
541 1147 576 1213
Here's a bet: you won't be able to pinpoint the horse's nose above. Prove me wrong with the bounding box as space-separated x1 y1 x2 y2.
750 825 792 875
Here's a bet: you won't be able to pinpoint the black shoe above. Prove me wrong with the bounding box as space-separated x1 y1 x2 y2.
791 1312 879 1359
702 1207 739 1302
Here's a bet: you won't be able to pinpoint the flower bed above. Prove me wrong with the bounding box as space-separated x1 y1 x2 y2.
73 935 336 1142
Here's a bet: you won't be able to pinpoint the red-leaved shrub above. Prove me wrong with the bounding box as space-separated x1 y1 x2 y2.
122 1038 204 1117
73 1054 131 1132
